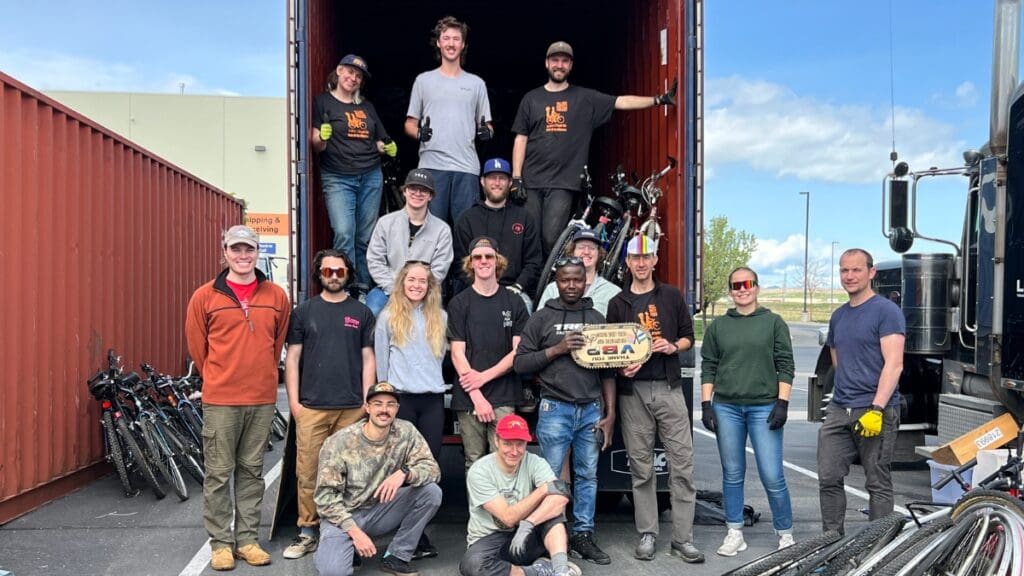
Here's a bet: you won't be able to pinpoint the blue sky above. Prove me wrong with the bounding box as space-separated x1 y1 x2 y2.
0 1 1005 288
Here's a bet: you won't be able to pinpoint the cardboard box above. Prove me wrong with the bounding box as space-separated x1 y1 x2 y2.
931 413 1019 466
928 460 973 504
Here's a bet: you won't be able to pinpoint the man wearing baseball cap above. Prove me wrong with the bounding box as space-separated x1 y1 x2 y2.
314 382 442 576
537 227 621 315
453 157 542 306
606 236 702 564
185 224 290 570
511 41 679 255
461 414 581 576
365 168 454 316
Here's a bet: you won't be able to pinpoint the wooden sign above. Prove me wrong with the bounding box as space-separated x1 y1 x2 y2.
572 323 653 369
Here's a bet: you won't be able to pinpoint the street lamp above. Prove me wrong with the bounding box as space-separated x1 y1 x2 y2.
830 241 839 306
800 191 810 321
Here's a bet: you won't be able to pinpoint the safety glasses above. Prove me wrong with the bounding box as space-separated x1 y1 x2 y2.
730 279 758 291
320 267 348 278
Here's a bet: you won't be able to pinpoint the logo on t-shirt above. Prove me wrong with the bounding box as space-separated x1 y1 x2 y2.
502 310 513 328
545 102 568 132
344 110 369 139
554 322 585 334
512 222 524 235
344 316 362 329
638 304 662 339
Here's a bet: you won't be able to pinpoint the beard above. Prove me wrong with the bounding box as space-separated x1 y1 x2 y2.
322 280 346 293
547 69 568 84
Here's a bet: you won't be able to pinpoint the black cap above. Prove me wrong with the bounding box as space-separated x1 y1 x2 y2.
572 228 600 244
403 169 435 193
467 236 500 253
366 382 400 403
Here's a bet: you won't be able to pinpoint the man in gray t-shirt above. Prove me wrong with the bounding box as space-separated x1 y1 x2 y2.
405 16 492 227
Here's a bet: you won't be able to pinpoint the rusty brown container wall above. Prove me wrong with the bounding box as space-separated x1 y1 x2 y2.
0 72 244 524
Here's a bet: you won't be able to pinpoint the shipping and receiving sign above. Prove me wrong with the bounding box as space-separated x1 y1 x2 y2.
245 213 289 236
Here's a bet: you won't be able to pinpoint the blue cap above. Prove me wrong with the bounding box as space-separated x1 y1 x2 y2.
482 158 511 176
338 54 370 78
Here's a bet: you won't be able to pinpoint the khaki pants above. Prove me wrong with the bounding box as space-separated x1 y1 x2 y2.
202 404 276 550
295 407 365 528
457 406 515 470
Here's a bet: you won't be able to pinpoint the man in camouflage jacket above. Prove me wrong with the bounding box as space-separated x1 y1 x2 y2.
313 382 442 576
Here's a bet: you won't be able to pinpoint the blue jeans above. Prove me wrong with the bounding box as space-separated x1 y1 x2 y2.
424 169 479 226
365 287 389 317
321 167 383 288
535 397 602 534
713 402 793 532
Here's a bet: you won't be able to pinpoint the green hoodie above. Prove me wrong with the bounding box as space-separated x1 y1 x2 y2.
700 307 795 404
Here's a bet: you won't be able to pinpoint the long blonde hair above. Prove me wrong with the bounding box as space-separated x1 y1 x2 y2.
385 261 445 357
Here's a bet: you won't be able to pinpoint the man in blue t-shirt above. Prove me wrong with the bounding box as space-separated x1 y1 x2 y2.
818 248 906 535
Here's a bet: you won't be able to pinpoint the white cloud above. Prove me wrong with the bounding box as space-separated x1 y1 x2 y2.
706 76 966 184
955 81 978 107
750 234 805 269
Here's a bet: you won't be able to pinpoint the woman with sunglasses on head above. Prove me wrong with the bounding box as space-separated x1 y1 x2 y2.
374 259 447 559
700 267 796 556
537 228 621 315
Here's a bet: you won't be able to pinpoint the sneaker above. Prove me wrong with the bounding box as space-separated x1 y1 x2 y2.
530 559 583 576
779 533 796 549
671 541 706 564
570 531 611 565
716 529 747 557
634 532 656 560
411 533 438 560
235 543 272 566
380 554 419 576
210 547 235 571
561 562 582 576
283 534 318 559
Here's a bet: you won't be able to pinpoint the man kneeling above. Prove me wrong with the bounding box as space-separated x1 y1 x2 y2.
314 382 442 576
461 414 581 576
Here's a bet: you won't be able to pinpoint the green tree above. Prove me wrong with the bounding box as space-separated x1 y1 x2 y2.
702 215 757 323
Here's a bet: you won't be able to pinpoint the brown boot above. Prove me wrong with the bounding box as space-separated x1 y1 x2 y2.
210 547 236 571
235 543 272 566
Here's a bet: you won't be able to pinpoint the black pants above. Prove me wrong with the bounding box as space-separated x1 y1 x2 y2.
460 516 567 576
525 187 576 256
397 392 445 460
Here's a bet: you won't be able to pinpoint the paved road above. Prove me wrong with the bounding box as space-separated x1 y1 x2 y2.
1 323 935 576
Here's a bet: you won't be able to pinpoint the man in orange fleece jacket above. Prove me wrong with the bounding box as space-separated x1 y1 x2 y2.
186 224 290 571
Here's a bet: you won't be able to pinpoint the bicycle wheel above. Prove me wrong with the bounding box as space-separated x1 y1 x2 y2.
141 419 188 501
863 516 953 576
159 419 205 485
101 412 135 496
271 409 287 441
115 418 166 499
952 488 1024 519
727 530 842 576
534 223 580 306
179 403 204 449
819 512 907 576
600 223 630 284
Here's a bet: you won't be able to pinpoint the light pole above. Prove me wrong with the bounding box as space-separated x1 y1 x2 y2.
830 240 839 305
800 191 810 321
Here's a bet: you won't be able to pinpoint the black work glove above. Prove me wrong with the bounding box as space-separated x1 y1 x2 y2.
654 78 679 106
418 116 433 143
475 116 493 142
510 177 527 205
701 400 717 433
767 398 789 430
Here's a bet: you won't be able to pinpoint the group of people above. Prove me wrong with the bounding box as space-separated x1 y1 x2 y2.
181 10 908 576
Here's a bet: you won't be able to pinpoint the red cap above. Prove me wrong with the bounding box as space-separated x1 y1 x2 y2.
496 414 532 442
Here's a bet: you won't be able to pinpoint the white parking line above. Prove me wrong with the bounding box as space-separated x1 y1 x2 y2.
692 427 909 515
178 459 285 576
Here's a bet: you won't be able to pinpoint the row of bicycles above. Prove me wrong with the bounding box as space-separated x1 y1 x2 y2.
726 437 1024 576
86 349 287 501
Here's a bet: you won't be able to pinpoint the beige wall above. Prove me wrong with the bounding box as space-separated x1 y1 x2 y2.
46 91 290 291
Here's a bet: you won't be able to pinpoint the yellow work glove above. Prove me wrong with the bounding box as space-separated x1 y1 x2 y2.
383 140 398 157
319 122 333 141
854 406 884 437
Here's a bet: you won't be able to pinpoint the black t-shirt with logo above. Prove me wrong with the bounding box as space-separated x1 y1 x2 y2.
512 85 616 191
286 296 375 409
312 92 390 175
628 291 669 380
447 287 529 410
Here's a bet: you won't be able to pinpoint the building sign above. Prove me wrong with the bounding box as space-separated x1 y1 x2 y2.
245 212 289 236
259 242 276 254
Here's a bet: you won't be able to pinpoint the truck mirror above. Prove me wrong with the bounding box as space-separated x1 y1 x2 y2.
889 179 909 229
890 226 914 253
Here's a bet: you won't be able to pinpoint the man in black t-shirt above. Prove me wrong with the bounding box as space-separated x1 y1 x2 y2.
511 41 678 254
282 249 376 561
448 237 529 469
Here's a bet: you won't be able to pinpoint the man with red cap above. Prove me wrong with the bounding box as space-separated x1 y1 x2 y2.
460 414 580 576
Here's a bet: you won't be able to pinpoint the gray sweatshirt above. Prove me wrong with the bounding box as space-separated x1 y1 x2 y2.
375 305 447 394
367 209 453 294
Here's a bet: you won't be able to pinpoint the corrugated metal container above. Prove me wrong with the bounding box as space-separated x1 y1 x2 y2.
291 0 700 303
0 72 243 524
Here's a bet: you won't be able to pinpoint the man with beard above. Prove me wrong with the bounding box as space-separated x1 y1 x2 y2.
405 16 493 226
282 249 376 560
514 258 616 565
511 41 678 253
314 382 443 576
454 158 542 306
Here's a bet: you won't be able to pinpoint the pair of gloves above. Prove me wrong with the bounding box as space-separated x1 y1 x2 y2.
701 398 790 432
413 116 492 143
319 114 398 157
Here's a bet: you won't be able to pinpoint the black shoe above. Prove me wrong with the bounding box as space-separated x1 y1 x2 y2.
411 533 438 560
570 531 611 565
380 554 419 576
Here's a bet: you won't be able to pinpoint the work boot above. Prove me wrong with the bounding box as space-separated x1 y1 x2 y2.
283 533 318 559
779 533 796 549
210 547 235 571
717 528 747 557
570 531 611 565
235 543 272 566
671 541 706 563
634 532 656 560
380 554 419 576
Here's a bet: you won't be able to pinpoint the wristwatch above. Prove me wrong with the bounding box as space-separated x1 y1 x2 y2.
400 464 411 483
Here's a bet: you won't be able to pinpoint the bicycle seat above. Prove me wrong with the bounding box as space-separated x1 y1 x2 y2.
88 373 116 400
585 196 623 228
619 185 645 210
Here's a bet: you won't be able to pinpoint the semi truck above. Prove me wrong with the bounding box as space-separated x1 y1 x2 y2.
808 0 1024 459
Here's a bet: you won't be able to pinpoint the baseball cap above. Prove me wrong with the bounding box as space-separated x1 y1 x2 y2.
468 236 500 254
403 169 435 193
572 228 600 245
496 414 533 442
546 41 574 59
626 236 658 255
339 54 371 78
366 382 400 403
482 158 511 176
223 225 259 248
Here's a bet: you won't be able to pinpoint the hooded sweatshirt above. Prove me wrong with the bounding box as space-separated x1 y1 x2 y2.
454 201 542 292
513 296 611 403
700 307 795 405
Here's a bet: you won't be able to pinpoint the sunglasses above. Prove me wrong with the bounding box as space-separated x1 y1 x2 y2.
471 253 496 261
730 279 758 291
320 267 348 278
554 256 584 269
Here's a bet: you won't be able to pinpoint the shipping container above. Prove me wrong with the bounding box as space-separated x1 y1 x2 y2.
0 71 244 524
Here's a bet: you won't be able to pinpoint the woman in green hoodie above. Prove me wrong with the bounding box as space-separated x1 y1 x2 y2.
700 266 795 557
